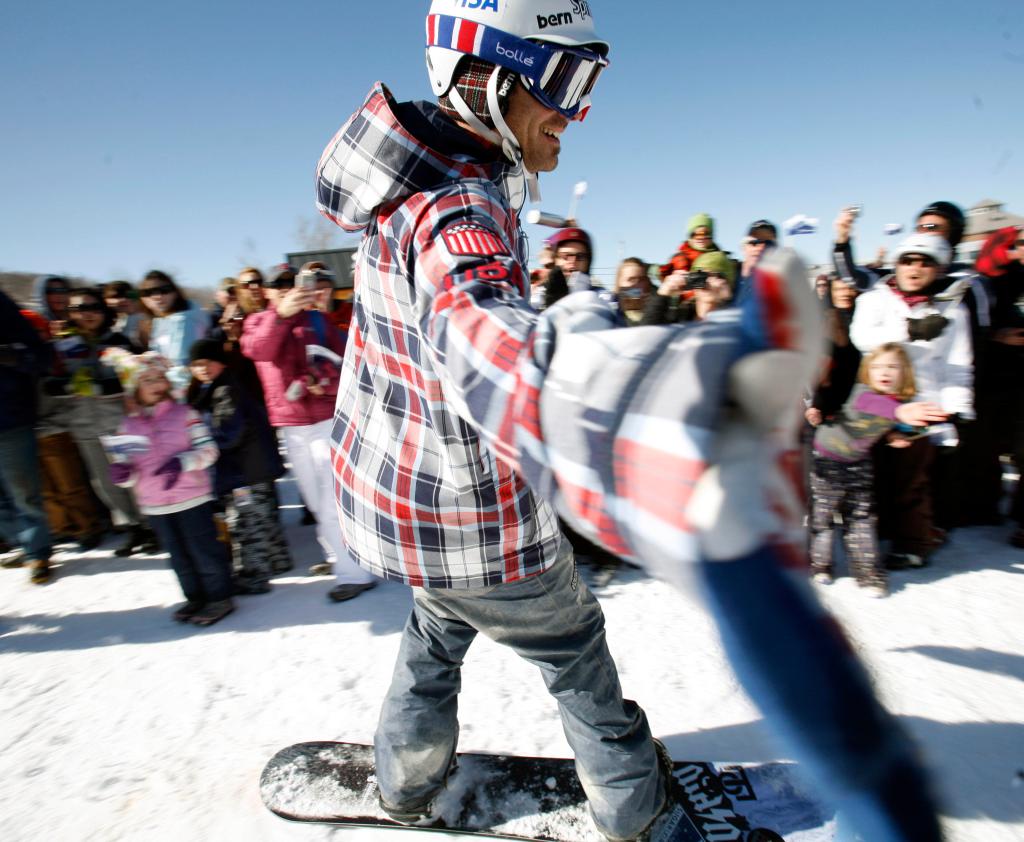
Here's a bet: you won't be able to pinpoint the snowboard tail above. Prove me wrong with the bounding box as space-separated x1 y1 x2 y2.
259 741 834 841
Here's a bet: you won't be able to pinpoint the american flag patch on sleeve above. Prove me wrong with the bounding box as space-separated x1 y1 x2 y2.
442 223 510 257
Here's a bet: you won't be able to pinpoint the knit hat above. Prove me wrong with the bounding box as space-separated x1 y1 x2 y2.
917 201 966 248
188 338 229 366
691 251 736 284
746 219 778 239
687 213 714 237
893 233 952 267
101 348 171 393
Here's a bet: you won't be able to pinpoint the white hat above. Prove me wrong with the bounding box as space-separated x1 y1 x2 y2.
893 233 951 267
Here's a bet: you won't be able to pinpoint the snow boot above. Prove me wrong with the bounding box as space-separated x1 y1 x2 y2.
377 750 457 827
327 582 376 602
189 598 235 627
172 600 206 622
233 576 272 595
78 531 105 551
29 559 52 585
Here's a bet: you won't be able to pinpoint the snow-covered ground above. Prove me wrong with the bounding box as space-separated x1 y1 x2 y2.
2 469 1023 842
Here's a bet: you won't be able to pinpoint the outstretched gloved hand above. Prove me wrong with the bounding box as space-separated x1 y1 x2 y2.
906 314 949 342
154 456 183 490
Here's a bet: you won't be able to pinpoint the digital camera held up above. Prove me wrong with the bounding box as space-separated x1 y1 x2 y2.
685 271 709 290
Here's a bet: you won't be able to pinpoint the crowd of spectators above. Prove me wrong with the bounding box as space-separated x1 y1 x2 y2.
2 199 1022 620
0 262 363 625
528 201 1024 595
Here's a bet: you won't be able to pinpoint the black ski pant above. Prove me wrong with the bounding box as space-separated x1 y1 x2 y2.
809 456 885 586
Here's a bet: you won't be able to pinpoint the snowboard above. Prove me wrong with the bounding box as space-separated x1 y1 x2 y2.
259 741 835 841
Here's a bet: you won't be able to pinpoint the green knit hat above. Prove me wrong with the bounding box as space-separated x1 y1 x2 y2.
691 251 736 284
686 212 714 236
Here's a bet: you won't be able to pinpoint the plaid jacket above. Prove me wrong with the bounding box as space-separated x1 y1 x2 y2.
317 84 812 589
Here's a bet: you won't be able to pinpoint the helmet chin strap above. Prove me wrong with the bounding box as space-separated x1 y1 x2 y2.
445 69 541 211
486 68 541 208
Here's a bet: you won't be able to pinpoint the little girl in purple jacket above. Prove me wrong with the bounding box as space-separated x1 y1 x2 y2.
103 349 235 626
809 342 948 595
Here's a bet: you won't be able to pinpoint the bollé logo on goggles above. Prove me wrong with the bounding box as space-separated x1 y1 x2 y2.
496 42 535 66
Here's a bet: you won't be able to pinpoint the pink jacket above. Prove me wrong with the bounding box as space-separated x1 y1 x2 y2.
240 309 346 428
120 401 217 511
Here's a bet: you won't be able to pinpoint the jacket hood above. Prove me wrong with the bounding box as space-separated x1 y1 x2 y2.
315 82 508 233
32 275 68 319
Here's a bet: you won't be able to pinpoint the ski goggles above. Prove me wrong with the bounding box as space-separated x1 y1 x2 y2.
427 15 609 120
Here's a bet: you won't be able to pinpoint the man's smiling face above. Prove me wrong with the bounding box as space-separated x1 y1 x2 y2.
503 83 570 173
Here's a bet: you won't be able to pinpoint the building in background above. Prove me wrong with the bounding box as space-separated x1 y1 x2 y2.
960 199 1024 263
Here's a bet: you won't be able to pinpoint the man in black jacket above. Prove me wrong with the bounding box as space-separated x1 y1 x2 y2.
0 290 54 583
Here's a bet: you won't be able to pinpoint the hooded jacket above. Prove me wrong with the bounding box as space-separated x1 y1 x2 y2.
849 277 974 418
117 400 217 513
31 275 68 322
314 83 757 589
239 308 345 428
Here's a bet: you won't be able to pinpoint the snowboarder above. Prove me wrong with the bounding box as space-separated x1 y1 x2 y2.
315 2 943 840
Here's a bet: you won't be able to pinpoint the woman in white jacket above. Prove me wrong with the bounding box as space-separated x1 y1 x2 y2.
849 233 972 568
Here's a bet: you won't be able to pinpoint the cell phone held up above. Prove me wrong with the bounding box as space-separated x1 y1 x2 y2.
295 269 317 292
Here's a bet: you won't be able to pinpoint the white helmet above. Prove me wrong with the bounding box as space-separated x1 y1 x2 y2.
425 0 609 203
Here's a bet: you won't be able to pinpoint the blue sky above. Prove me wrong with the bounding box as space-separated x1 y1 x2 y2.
2 0 1022 286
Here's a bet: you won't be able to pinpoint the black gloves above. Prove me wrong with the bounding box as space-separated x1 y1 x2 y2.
543 268 570 309
906 314 949 341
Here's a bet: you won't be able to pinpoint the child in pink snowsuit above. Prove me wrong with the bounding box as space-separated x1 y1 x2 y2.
104 349 235 626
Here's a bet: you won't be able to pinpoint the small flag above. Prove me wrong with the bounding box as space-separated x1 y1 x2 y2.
784 214 819 236
442 223 510 257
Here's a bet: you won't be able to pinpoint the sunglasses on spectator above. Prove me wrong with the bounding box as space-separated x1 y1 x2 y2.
898 255 938 267
916 222 944 233
556 250 588 261
141 285 175 297
1015 240 1024 248
68 303 104 313
744 237 776 247
266 278 295 289
46 286 69 295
